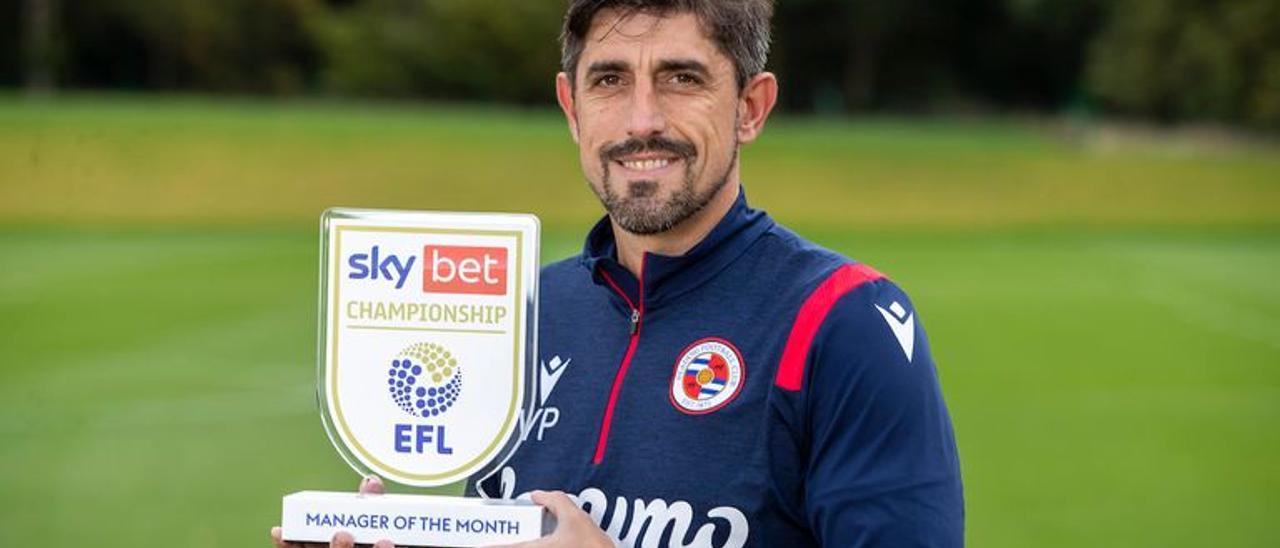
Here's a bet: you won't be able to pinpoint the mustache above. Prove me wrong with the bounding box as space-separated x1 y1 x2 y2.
601 137 697 163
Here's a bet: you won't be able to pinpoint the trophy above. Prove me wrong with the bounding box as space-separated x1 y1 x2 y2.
280 209 550 546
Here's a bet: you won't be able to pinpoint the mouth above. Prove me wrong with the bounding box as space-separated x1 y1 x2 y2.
613 154 683 175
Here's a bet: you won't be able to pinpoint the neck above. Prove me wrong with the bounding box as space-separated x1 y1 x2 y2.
612 175 740 279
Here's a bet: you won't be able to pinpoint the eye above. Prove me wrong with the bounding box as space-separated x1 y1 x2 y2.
593 74 624 88
671 72 703 86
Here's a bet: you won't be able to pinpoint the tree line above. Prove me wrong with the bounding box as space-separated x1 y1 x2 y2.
5 0 1278 128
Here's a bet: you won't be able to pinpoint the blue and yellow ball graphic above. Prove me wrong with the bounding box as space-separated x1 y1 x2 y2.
387 342 462 418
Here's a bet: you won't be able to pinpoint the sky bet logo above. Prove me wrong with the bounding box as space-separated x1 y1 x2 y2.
348 245 508 295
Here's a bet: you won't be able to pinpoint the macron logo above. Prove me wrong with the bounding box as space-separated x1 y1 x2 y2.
539 356 570 405
875 301 915 362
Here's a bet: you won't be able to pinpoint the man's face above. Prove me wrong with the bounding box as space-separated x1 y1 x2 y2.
559 10 743 235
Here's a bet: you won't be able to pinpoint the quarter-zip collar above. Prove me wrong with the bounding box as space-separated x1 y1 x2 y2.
580 189 775 310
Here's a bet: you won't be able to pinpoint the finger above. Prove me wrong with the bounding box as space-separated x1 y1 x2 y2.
270 526 292 548
359 475 385 495
330 531 355 548
483 540 551 548
271 526 323 548
529 490 578 518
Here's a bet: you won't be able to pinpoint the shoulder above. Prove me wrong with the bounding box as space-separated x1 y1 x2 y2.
796 273 942 421
536 255 603 315
540 255 583 281
538 254 591 291
755 222 916 328
755 223 850 283
816 274 921 367
759 224 920 390
760 222 919 351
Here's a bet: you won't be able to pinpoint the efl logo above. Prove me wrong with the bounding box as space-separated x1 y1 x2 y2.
423 245 508 295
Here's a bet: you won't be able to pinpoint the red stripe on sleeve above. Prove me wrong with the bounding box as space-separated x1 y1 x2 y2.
774 263 885 391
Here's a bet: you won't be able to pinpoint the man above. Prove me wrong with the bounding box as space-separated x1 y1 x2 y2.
273 1 962 546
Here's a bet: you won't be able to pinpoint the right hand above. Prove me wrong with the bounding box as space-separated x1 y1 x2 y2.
270 475 396 548
486 490 614 548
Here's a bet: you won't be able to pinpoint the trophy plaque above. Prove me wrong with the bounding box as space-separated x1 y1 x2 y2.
281 208 548 546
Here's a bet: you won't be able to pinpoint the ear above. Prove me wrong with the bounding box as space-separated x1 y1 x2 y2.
736 72 779 144
556 72 580 143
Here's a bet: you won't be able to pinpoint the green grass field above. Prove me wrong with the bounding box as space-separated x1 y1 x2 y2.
1 95 1278 546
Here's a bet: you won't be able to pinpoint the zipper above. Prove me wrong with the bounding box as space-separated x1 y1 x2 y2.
593 258 645 465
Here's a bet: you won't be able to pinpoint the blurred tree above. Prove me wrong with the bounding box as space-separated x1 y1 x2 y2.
772 0 1102 113
61 0 318 93
1088 0 1280 127
307 0 428 96
774 0 942 112
981 0 1104 108
22 0 57 94
416 0 563 103
0 2 14 87
309 0 562 102
0 0 1275 128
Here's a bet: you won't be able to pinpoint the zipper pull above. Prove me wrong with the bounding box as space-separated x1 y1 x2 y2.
629 308 640 335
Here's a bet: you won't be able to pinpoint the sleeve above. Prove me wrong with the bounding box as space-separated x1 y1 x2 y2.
802 278 964 547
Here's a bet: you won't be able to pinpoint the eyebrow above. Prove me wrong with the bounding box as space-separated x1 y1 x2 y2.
656 59 711 78
582 58 713 80
584 60 630 80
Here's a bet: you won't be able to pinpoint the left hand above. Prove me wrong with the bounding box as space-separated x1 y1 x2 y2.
486 490 614 548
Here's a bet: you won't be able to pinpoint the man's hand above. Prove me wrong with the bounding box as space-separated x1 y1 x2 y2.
487 490 614 548
269 475 396 548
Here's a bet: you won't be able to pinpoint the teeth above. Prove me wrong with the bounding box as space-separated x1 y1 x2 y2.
622 158 672 171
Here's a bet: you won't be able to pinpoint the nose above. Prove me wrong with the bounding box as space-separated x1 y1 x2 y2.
625 78 667 138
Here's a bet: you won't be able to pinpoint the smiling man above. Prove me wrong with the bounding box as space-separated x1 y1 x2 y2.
479 1 964 546
273 1 962 547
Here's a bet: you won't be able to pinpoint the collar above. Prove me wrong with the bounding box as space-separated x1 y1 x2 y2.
579 188 775 310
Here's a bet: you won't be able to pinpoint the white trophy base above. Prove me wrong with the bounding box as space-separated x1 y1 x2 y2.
281 491 552 547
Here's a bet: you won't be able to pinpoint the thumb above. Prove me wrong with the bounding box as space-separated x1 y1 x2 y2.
529 490 577 518
359 475 386 495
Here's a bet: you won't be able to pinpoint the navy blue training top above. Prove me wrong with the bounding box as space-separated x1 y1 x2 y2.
473 192 964 547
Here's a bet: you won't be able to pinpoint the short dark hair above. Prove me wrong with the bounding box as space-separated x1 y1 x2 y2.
560 0 774 90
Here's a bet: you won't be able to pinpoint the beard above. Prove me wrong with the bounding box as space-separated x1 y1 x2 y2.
591 135 737 236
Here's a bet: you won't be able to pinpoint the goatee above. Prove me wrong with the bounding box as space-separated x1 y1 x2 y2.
592 136 736 235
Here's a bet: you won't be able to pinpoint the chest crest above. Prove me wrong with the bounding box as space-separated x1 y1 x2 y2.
669 337 746 415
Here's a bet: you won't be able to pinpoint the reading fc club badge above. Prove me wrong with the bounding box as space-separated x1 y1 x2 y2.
670 337 745 415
